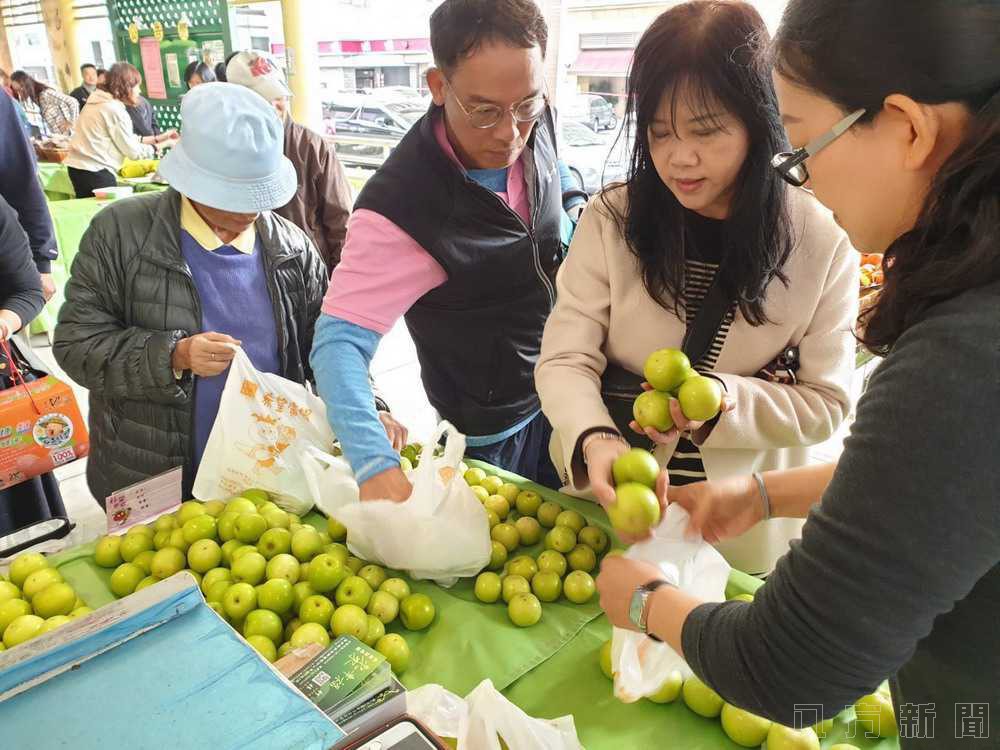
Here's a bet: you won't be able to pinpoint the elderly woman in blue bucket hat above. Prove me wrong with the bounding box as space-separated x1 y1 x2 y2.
53 83 356 506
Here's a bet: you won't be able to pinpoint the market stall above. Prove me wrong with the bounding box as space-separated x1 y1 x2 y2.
30 462 898 750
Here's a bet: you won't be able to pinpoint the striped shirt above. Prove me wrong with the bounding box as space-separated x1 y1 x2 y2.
667 218 734 486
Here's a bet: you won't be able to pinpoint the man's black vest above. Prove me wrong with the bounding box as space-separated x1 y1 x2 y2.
354 106 562 436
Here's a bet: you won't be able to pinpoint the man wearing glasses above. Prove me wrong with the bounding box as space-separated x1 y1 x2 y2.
311 0 575 501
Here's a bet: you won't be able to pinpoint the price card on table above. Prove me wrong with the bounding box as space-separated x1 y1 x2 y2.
105 467 183 534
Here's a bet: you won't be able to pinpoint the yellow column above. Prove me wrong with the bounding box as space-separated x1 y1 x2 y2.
41 0 82 90
281 0 322 130
0 12 14 74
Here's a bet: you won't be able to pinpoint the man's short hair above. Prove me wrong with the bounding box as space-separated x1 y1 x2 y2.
81 63 97 74
430 0 547 74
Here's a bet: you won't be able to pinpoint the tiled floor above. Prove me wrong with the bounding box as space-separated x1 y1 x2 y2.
32 325 872 548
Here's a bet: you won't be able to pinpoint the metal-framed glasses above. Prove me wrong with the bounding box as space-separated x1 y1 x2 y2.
446 80 547 129
772 108 866 186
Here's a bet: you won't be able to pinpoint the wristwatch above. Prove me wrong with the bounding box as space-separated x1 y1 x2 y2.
629 580 672 639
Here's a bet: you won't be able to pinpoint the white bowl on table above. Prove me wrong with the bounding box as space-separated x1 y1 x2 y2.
92 186 134 201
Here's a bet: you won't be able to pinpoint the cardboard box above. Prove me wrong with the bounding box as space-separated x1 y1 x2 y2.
0 375 89 490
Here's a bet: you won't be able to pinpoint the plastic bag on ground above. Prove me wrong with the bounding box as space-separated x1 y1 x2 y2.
193 346 335 515
612 503 731 703
407 680 583 750
318 422 491 586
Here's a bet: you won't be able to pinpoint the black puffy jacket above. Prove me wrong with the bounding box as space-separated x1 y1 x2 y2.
53 189 328 505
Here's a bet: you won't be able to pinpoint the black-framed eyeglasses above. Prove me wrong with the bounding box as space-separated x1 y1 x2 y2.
445 79 547 129
772 108 866 186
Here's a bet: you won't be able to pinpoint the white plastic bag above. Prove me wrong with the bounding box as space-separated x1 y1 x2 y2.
193 347 336 515
324 422 491 585
407 680 583 750
612 503 731 703
300 446 360 514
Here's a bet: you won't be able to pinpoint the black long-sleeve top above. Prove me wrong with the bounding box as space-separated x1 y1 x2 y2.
682 279 1000 748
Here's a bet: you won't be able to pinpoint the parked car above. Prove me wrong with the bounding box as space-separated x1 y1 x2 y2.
322 95 429 168
363 86 431 104
323 95 422 137
559 119 628 194
563 94 618 132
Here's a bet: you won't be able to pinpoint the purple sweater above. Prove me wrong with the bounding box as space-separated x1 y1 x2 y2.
180 231 279 470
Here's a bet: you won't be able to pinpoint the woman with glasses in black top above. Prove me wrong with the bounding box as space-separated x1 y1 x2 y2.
596 2 1000 745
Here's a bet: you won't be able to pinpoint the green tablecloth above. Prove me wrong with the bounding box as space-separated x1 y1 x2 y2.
37 161 76 202
32 196 130 336
48 462 897 750
30 198 110 336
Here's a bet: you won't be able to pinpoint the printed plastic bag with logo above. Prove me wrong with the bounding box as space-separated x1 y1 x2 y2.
193 346 336 515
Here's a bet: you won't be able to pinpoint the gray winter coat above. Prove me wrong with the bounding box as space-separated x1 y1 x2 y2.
53 188 329 505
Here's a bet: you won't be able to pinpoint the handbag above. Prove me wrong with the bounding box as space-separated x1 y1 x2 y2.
0 337 89 491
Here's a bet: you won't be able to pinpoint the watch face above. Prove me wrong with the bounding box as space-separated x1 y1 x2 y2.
628 589 645 630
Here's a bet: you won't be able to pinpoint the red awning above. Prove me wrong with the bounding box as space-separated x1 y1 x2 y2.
570 49 634 76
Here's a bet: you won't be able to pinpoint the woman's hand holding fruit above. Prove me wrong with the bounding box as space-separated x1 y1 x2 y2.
631 381 735 444
589 443 668 544
630 348 734 444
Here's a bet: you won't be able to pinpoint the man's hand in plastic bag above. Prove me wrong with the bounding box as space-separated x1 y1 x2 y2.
584 436 668 545
379 411 409 451
356 413 410 502
360 466 412 503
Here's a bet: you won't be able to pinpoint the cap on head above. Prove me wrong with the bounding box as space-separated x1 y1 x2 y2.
225 50 292 102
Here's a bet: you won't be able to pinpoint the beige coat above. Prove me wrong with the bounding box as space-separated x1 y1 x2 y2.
66 89 154 175
535 185 858 574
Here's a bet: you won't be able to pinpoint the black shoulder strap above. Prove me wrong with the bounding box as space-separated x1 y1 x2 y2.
680 270 732 366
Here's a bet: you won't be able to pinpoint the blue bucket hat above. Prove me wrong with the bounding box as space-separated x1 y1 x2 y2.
159 82 297 213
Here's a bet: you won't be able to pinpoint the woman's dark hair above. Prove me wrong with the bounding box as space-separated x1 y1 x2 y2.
430 0 547 73
184 61 216 89
99 63 142 103
773 0 1000 353
214 62 228 82
602 0 793 326
10 71 51 104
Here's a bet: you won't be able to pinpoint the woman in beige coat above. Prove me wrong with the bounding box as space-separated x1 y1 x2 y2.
535 1 857 574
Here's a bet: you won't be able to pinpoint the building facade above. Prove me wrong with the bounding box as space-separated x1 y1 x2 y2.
556 0 675 115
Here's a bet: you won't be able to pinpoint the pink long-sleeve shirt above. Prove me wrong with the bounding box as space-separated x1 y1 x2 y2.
321 113 531 334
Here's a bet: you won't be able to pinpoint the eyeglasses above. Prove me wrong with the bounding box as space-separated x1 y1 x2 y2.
772 108 866 187
445 80 547 129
